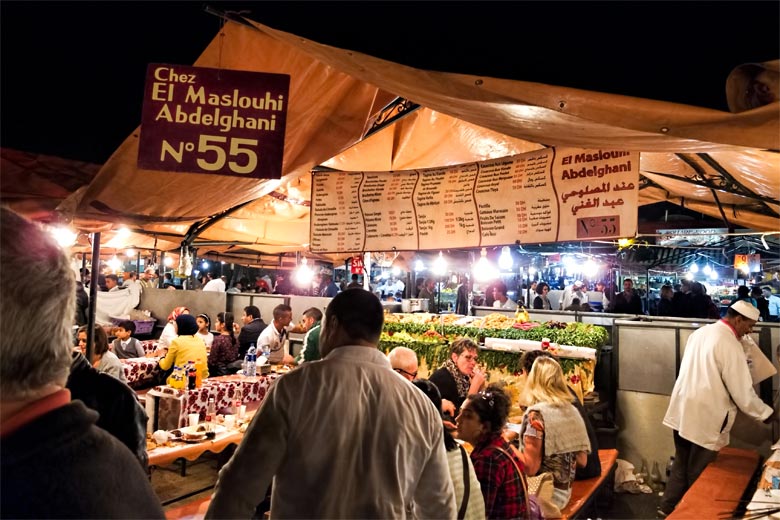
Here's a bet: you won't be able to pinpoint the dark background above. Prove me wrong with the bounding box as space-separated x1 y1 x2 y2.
2 1 779 165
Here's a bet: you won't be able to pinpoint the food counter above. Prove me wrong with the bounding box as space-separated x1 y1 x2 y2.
380 312 607 419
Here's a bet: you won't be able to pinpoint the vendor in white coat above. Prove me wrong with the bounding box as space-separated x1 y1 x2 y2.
658 300 774 518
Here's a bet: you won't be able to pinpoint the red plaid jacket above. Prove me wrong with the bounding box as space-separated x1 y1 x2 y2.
471 433 527 519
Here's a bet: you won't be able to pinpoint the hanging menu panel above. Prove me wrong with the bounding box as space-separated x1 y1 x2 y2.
309 147 639 253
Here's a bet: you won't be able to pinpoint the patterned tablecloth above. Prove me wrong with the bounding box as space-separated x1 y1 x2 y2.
140 340 159 355
121 357 161 389
146 374 278 430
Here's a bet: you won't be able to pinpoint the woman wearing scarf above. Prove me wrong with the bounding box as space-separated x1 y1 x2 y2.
158 314 209 385
429 338 486 421
158 306 190 351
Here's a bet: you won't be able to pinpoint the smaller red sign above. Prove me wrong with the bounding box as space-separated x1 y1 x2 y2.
350 255 364 274
138 63 289 179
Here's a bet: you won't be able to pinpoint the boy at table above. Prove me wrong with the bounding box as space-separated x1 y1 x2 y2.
256 304 293 365
111 320 146 359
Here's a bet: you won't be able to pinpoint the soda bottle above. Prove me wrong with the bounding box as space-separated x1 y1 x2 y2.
205 398 216 432
187 360 197 390
234 385 243 416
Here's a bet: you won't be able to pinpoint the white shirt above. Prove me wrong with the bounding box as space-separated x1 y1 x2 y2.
447 447 486 520
206 346 456 519
256 322 290 364
158 322 178 350
560 287 586 310
663 320 772 450
197 331 214 349
493 298 516 309
202 278 226 292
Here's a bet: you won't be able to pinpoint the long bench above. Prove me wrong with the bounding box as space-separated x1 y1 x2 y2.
560 448 619 519
667 446 760 519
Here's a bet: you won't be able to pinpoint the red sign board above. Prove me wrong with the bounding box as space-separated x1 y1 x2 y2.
350 255 364 274
138 64 289 179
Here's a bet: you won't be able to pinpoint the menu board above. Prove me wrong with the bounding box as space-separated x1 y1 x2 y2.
310 147 639 253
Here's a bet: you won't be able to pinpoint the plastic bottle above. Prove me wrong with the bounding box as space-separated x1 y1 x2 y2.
637 459 649 483
246 345 257 377
234 385 243 416
194 360 204 388
650 461 663 491
205 398 216 432
170 366 185 389
187 360 197 390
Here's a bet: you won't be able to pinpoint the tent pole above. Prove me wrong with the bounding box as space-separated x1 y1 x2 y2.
86 232 101 362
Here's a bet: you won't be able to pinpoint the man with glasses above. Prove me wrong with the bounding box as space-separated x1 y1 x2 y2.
429 338 486 421
387 346 418 381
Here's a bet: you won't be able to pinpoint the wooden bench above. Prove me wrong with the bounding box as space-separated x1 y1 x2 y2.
560 448 619 519
164 495 211 520
667 446 760 519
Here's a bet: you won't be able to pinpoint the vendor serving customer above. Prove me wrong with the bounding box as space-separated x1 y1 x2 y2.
429 338 486 420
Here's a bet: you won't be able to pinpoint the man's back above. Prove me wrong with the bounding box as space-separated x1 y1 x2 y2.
207 346 455 519
1 400 163 519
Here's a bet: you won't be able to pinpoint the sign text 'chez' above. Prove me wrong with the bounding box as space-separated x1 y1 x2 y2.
138 64 289 179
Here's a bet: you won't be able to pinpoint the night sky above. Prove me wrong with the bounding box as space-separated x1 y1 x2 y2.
2 1 778 165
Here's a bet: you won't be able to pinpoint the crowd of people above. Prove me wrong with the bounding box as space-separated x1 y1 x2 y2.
2 206 775 519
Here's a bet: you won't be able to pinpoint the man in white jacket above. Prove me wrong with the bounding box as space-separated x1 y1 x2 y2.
658 300 773 517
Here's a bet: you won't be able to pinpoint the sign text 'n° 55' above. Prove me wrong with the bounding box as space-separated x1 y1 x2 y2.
138 64 290 179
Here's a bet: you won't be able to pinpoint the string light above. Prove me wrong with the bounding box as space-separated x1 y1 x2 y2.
473 248 498 282
498 246 513 270
294 257 314 286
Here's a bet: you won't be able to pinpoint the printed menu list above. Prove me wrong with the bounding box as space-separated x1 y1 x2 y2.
309 147 639 253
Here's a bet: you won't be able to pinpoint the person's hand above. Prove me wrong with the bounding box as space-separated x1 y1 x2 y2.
502 428 519 443
441 399 456 417
443 419 457 432
282 354 296 366
469 367 486 393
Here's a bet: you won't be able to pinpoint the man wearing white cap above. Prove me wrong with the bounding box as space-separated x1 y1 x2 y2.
658 300 774 518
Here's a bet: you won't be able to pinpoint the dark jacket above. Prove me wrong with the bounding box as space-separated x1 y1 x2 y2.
66 352 149 467
1 400 164 519
609 290 643 314
429 367 465 419
570 390 601 480
238 318 267 358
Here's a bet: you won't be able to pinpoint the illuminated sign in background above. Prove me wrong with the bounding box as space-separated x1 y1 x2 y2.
138 63 289 179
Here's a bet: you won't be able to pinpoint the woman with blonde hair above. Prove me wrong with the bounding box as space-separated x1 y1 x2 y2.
519 356 590 512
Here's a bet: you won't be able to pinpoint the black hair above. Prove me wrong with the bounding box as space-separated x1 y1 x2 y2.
303 307 323 322
272 304 292 320
79 324 109 356
465 383 511 434
244 305 261 320
325 290 383 343
217 311 236 346
412 379 458 451
519 349 557 375
117 320 136 334
536 282 549 295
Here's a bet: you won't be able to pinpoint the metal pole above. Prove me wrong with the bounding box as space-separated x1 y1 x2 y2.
159 251 166 288
136 251 142 277
86 232 101 362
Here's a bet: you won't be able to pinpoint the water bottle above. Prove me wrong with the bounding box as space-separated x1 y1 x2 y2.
650 461 663 492
247 345 257 377
261 343 270 361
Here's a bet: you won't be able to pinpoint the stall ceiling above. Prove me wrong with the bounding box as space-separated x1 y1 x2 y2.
2 16 778 262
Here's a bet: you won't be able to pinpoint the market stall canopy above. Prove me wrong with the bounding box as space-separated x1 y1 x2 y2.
42 17 780 258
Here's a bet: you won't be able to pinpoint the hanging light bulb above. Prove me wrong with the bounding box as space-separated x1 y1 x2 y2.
414 259 425 272
294 256 314 287
685 272 694 281
164 256 174 267
583 259 599 278
709 270 718 280
473 248 498 283
49 226 77 248
433 251 448 276
703 264 712 275
498 246 513 271
689 263 699 274
107 255 122 272
125 248 136 258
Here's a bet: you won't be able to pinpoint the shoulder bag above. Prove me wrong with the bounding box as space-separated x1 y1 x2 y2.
492 446 543 520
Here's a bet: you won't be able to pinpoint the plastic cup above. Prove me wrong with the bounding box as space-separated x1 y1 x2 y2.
224 414 236 429
188 413 200 428
238 405 247 419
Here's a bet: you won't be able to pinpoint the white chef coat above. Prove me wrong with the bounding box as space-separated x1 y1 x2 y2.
663 320 772 451
202 278 225 292
206 346 456 519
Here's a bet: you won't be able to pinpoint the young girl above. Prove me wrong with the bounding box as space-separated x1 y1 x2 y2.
196 313 214 351
77 325 126 383
208 312 239 376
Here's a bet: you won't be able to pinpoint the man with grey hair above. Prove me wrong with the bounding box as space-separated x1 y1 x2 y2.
207 289 455 519
0 207 164 518
388 346 419 381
